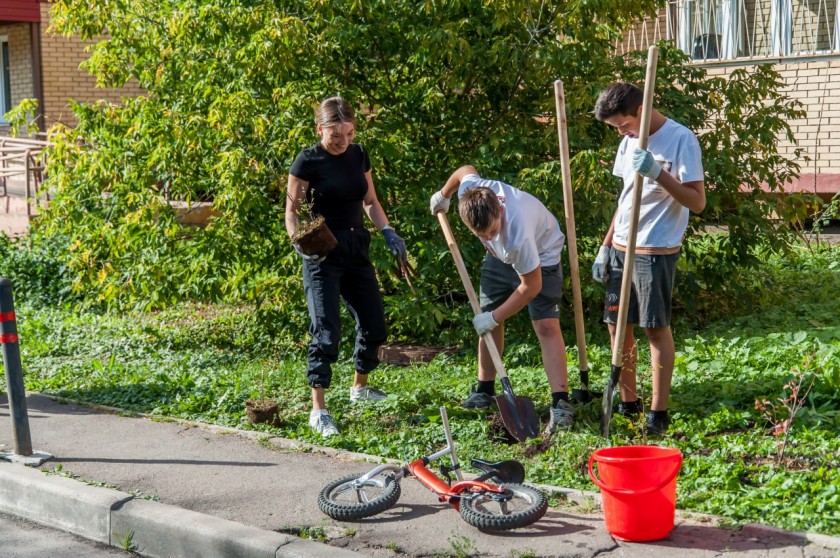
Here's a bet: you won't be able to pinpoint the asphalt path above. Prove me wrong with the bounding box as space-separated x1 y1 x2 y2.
0 512 131 558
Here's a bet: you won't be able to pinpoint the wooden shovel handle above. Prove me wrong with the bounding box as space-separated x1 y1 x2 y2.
610 45 660 369
554 79 588 374
436 211 510 381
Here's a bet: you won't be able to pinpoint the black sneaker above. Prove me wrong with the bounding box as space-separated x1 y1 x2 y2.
645 410 670 435
618 399 642 417
461 386 495 409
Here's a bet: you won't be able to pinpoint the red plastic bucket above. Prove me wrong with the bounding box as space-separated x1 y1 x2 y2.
588 445 683 542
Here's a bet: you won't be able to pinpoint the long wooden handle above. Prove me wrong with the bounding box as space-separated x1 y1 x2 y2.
436 211 510 381
554 79 588 375
610 45 660 369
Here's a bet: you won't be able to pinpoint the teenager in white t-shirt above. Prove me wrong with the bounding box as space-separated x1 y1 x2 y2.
592 82 706 435
430 166 574 435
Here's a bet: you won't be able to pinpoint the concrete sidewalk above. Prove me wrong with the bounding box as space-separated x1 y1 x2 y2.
1 394 838 558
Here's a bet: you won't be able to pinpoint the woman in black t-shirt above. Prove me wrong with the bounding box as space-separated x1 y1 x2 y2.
285 97 408 438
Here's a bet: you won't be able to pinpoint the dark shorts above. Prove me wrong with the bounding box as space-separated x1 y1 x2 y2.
603 247 678 329
479 255 563 321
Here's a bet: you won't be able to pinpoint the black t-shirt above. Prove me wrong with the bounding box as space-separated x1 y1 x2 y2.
289 143 371 230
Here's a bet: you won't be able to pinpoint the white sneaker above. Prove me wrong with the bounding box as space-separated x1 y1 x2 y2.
349 386 388 403
544 400 574 436
309 412 340 437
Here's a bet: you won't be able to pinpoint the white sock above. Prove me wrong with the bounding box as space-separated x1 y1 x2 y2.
310 409 328 419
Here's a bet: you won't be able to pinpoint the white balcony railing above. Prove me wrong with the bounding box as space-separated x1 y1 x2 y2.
619 0 840 62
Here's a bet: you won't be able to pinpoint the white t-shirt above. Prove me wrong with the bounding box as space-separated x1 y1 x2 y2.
612 118 704 249
458 174 565 275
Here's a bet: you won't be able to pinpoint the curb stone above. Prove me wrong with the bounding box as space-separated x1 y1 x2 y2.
0 460 132 544
0 461 364 558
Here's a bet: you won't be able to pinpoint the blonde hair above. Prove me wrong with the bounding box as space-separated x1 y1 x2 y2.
459 187 501 234
316 96 355 128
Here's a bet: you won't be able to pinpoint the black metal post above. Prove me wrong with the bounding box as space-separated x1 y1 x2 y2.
0 278 33 456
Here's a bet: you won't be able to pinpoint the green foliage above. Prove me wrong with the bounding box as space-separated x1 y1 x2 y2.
0 233 76 307
28 0 815 348
3 98 40 137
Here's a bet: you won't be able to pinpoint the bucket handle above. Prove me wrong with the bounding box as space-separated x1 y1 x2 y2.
588 453 683 497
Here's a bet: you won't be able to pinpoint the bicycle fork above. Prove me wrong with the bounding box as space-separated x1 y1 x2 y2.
406 407 504 509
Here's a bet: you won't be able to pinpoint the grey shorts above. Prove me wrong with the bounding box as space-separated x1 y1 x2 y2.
603 247 678 328
479 255 563 321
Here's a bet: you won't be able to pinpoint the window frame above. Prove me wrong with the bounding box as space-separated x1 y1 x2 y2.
0 35 10 123
673 0 840 61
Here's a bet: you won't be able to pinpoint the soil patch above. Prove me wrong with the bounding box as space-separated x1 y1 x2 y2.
522 437 554 458
488 412 518 445
245 399 281 427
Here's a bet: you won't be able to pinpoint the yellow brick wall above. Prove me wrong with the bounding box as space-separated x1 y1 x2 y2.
0 23 33 117
706 60 840 177
38 2 144 129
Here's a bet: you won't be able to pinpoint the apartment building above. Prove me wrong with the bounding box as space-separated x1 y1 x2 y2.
0 0 143 133
620 0 840 199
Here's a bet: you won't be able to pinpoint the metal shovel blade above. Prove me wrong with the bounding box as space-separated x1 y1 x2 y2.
599 364 622 438
494 377 541 442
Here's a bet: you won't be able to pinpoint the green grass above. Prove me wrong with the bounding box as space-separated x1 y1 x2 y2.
2 244 839 535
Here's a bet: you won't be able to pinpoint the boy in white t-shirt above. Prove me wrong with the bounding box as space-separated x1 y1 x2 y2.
430 166 574 435
591 82 706 435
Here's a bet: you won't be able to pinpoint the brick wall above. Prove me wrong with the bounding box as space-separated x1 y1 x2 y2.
0 23 32 117
38 2 144 129
706 60 840 181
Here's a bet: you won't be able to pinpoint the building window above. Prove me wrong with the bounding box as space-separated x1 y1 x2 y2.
677 0 741 60
671 0 840 60
0 36 11 121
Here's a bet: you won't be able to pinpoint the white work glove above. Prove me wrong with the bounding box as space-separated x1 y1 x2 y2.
473 311 499 336
429 190 451 215
293 243 326 265
632 147 662 180
591 245 610 284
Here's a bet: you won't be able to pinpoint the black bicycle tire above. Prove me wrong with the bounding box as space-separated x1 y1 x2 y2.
459 483 547 531
318 472 401 521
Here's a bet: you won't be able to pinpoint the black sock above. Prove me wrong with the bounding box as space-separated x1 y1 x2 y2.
648 410 668 419
551 392 569 407
477 380 496 396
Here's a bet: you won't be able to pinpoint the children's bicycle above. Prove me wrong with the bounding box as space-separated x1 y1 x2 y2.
317 407 547 531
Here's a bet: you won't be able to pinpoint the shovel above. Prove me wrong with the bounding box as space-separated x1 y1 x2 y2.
601 45 660 438
554 79 597 404
435 211 541 442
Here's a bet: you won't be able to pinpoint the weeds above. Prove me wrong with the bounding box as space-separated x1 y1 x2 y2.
116 530 138 553
447 534 477 558
755 359 817 464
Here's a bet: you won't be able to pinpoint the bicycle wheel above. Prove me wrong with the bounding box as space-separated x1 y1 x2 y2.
318 472 401 521
459 483 547 531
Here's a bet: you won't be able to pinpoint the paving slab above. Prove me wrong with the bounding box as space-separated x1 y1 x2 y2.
1 393 838 558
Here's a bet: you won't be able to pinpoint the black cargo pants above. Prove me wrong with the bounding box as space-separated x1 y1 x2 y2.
302 227 387 389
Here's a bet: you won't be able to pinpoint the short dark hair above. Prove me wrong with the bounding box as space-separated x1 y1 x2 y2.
459 187 501 234
594 82 644 122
